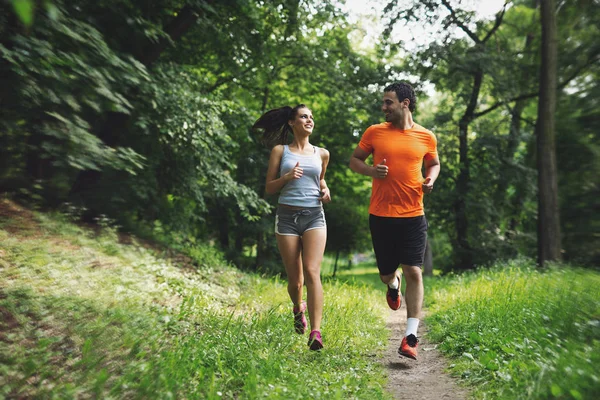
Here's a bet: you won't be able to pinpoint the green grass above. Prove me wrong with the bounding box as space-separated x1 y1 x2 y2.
425 259 600 400
3 201 599 399
0 206 391 399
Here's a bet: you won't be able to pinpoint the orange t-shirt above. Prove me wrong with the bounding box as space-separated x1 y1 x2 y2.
358 122 438 217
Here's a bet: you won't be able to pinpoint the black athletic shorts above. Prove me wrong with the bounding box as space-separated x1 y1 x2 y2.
369 214 428 275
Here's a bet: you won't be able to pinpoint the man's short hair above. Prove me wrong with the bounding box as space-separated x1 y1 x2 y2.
384 82 416 112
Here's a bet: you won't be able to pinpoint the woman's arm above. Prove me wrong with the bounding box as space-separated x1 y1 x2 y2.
265 145 302 195
318 148 331 203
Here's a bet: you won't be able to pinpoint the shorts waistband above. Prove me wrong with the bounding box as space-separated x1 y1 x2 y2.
277 204 323 212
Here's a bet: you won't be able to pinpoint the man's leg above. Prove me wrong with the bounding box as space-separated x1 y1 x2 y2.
379 270 399 286
401 265 423 320
381 270 402 310
398 264 422 360
370 215 402 310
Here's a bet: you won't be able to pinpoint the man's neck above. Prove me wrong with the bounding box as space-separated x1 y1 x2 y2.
391 115 414 130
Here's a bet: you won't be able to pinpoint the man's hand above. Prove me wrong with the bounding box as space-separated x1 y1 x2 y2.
373 158 388 179
422 177 434 194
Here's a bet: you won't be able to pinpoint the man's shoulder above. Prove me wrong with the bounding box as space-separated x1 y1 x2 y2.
365 122 391 133
412 123 436 138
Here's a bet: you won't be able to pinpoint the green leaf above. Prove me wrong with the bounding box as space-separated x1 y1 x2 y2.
469 331 482 344
569 389 583 400
44 1 59 21
11 0 35 27
550 384 563 397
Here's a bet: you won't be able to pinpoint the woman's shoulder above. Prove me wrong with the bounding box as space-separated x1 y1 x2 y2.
268 145 286 162
271 144 285 154
318 147 330 160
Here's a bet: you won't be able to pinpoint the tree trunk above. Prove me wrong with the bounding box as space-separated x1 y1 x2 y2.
454 69 483 269
333 250 340 278
255 231 266 270
254 87 271 270
218 212 230 250
423 238 433 276
234 212 244 254
501 4 537 240
536 0 562 267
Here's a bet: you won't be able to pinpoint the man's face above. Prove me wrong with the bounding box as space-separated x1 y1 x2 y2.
382 91 408 122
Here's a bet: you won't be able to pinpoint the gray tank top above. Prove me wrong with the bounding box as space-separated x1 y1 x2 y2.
278 145 322 207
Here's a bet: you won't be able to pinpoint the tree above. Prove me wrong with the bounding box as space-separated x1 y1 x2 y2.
383 0 510 269
536 0 561 266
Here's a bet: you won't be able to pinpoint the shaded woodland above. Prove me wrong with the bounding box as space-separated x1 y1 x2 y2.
1 0 598 271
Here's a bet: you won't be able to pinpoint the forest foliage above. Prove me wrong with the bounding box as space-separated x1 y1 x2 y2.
1 0 598 271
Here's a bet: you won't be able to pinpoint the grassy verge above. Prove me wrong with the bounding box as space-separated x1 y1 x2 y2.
425 259 600 400
0 201 391 399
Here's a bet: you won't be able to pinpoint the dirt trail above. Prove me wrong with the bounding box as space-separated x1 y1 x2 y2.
382 300 469 400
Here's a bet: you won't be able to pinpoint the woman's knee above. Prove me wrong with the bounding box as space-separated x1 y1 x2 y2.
287 278 303 290
303 269 322 285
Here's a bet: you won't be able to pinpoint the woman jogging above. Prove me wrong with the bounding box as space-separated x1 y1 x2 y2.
252 104 331 350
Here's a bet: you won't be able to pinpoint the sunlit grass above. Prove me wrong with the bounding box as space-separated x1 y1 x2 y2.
426 259 600 400
0 211 391 399
5 206 597 399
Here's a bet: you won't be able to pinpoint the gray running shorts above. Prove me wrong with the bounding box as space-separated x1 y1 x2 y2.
275 206 326 237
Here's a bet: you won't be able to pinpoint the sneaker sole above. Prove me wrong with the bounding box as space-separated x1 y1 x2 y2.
387 295 402 310
398 349 417 360
309 341 323 351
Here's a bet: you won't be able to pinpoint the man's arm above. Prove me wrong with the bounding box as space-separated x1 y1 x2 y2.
422 156 440 194
349 146 388 179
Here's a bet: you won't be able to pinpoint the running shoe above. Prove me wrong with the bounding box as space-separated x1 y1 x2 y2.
308 330 323 351
399 334 419 360
293 302 307 334
386 286 401 310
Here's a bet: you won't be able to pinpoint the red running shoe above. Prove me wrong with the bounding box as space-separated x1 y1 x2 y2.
399 334 419 360
308 330 323 351
386 286 401 310
293 302 307 334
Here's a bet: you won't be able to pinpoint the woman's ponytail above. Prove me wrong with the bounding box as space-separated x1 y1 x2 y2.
252 104 305 148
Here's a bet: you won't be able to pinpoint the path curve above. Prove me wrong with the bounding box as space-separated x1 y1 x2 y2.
382 300 469 400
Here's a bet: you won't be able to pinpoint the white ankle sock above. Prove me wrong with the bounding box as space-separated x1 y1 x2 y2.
388 277 399 289
405 318 420 337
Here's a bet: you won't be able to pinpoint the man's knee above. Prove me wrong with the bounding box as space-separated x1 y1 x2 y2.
401 265 422 282
380 271 398 285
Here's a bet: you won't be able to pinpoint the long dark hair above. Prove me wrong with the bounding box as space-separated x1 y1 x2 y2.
252 104 307 148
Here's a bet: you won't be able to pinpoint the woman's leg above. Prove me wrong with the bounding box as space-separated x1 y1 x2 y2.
300 228 326 331
276 234 304 306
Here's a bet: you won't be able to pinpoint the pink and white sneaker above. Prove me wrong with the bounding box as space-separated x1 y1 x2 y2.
308 330 323 351
293 302 307 334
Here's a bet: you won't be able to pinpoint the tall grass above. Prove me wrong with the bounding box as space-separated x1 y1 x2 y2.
425 259 600 399
0 210 391 399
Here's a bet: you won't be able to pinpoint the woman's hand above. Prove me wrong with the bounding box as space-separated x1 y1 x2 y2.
284 161 303 181
319 187 331 203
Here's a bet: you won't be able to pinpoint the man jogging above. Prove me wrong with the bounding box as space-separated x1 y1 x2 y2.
349 82 440 360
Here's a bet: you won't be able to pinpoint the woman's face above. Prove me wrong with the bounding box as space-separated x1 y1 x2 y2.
290 107 314 135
